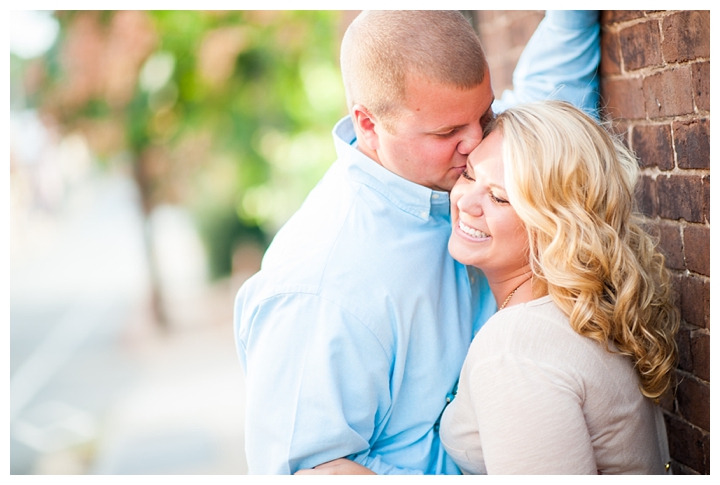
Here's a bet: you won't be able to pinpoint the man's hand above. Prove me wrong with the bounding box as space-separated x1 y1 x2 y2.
294 458 377 475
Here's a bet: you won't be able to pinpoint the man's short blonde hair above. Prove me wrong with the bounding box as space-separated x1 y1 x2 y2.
340 11 488 130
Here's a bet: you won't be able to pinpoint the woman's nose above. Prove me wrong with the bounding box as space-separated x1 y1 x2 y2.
455 187 483 216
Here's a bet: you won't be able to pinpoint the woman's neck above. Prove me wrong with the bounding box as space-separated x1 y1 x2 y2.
486 268 538 311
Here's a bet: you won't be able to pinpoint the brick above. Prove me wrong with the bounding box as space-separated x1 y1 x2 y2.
672 462 700 475
690 330 710 382
662 11 710 63
618 125 630 148
601 77 646 120
674 119 709 169
664 413 708 474
692 61 710 111
600 29 622 75
487 58 515 97
657 221 684 270
702 175 710 223
675 324 693 373
657 387 675 413
643 66 695 118
619 20 663 70
678 274 710 329
602 11 647 24
676 375 709 430
479 28 512 61
632 123 673 170
634 174 657 218
603 118 629 141
683 224 709 276
638 218 659 240
657 174 705 222
508 14 542 48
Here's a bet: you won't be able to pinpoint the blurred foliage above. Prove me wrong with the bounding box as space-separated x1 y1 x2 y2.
195 205 267 280
24 10 347 279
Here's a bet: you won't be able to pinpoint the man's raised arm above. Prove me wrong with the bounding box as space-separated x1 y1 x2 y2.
493 10 601 118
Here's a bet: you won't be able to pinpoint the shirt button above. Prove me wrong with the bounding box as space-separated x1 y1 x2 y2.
470 275 475 284
431 194 439 200
420 211 429 218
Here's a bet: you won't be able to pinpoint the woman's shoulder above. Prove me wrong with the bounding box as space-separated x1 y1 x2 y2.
467 295 608 371
475 295 572 342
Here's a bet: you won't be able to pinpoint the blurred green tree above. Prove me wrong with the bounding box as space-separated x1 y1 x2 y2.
26 10 347 326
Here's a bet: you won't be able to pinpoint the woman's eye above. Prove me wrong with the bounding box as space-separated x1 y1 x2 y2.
490 194 509 204
461 169 475 181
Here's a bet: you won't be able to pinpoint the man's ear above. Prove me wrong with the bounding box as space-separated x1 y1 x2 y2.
351 104 381 151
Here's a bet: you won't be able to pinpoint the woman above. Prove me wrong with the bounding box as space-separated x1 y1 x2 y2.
297 101 678 475
440 100 678 474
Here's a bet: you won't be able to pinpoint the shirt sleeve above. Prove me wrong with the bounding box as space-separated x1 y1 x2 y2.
492 10 601 118
466 352 597 474
238 292 422 475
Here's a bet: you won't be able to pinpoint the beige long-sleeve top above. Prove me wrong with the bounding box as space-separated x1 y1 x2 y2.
440 296 671 475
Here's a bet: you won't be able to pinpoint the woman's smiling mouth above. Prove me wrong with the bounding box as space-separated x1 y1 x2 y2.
458 220 489 239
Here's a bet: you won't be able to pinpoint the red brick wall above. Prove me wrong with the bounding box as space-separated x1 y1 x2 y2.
476 10 710 475
600 10 710 475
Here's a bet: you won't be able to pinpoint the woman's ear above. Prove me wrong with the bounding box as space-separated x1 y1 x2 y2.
351 104 380 151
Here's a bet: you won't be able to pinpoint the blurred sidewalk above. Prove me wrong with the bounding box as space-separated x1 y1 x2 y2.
10 166 250 474
32 282 249 475
87 280 248 475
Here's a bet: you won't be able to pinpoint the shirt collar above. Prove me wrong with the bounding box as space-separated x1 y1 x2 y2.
332 116 450 221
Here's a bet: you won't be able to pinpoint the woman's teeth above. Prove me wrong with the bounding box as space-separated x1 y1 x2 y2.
459 220 489 239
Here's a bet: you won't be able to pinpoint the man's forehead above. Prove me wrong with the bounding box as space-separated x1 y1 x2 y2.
408 96 495 132
402 75 493 108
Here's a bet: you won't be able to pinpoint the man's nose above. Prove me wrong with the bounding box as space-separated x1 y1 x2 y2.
457 123 484 155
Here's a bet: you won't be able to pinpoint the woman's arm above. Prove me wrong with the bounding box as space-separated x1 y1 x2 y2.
469 353 597 474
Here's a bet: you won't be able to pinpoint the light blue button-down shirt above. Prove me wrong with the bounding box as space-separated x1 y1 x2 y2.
236 119 496 474
234 10 600 475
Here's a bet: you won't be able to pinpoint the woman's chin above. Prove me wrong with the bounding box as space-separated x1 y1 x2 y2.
448 241 479 268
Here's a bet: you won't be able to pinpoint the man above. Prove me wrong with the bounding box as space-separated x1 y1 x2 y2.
235 10 600 474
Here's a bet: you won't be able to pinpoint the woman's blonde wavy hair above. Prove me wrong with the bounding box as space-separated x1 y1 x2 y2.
492 100 679 399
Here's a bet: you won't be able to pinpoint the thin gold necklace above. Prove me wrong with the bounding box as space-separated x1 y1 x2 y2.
499 276 532 310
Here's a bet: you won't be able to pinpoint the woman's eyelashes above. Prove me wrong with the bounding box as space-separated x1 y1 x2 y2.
490 193 509 204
